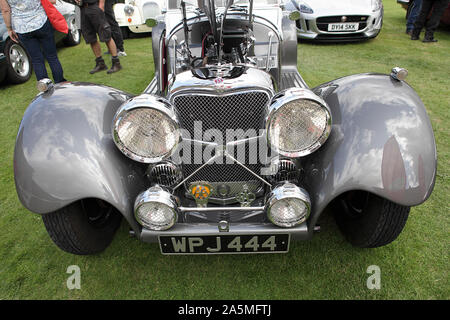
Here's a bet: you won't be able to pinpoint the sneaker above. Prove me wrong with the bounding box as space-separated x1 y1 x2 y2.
118 51 127 57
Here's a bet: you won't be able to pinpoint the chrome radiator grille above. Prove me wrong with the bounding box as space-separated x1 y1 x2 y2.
172 91 271 200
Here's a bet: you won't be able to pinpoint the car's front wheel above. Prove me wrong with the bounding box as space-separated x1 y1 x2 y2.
334 191 410 248
5 39 32 84
42 199 122 255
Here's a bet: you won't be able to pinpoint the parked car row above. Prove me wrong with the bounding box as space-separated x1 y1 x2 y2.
0 0 80 85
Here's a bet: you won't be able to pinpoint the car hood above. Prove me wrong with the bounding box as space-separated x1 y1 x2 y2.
300 0 375 15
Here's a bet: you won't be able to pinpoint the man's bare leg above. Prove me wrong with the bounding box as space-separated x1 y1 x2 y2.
89 41 108 74
105 39 117 57
90 41 102 58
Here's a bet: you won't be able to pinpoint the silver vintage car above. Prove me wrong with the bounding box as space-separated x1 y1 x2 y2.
14 0 436 255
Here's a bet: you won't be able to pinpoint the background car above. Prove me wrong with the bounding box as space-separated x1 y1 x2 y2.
285 0 384 41
0 0 80 85
397 0 450 26
113 0 164 38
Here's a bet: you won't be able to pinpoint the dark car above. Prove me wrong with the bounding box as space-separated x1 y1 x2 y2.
0 0 81 85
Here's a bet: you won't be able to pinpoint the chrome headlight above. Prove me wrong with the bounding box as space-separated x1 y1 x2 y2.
265 88 331 158
124 5 135 16
113 94 181 163
266 183 311 228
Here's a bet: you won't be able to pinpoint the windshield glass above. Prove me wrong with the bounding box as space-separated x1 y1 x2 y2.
167 0 278 10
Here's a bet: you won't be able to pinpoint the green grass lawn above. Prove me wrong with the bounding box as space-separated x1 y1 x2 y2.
0 1 448 299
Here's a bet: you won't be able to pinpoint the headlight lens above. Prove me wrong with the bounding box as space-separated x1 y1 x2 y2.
266 89 331 158
124 5 135 16
298 3 314 14
134 186 178 231
113 95 181 163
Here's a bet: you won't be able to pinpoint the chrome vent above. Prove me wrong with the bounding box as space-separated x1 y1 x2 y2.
149 162 182 188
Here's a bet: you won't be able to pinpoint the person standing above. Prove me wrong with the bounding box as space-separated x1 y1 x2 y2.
406 0 423 35
78 0 122 74
105 0 126 56
411 0 450 42
0 0 66 83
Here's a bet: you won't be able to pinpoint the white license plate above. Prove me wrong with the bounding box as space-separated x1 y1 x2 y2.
328 23 359 31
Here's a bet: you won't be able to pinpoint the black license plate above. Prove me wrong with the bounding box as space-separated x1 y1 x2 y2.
159 234 290 255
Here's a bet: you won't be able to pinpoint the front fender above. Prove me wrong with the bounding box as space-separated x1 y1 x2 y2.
13 82 147 233
305 73 437 228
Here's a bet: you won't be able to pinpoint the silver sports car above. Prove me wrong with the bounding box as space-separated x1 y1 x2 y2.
286 0 383 41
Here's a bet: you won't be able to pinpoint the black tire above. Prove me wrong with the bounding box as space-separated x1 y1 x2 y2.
4 39 32 84
42 199 122 255
63 17 81 46
334 191 410 248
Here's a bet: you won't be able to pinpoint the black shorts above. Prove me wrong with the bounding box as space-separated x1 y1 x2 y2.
80 4 112 44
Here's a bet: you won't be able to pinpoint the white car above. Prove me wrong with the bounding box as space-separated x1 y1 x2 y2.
285 0 384 41
114 0 164 38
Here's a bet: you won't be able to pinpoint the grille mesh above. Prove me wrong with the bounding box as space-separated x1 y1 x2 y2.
173 91 269 138
172 91 270 198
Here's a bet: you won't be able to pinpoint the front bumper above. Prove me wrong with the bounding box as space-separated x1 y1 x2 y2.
297 10 383 41
139 222 311 243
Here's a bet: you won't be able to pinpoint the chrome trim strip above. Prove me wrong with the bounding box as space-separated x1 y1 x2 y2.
140 222 310 243
179 206 264 212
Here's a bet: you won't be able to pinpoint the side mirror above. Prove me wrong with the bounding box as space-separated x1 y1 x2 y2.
145 18 158 27
289 10 301 21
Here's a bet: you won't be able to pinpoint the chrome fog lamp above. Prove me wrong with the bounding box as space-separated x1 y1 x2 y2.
266 183 311 228
112 94 181 163
134 186 178 231
266 88 331 158
124 4 135 16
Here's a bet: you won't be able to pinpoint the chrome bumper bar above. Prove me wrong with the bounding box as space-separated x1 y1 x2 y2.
139 222 311 243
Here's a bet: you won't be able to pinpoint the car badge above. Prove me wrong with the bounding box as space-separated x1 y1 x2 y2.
214 77 224 85
189 182 213 207
236 184 256 207
341 16 347 22
217 184 230 198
